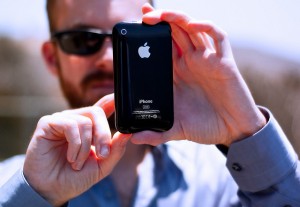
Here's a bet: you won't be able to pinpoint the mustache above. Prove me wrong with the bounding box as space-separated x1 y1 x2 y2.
81 70 114 87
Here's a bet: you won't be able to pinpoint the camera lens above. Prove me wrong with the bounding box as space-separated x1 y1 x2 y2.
121 29 127 35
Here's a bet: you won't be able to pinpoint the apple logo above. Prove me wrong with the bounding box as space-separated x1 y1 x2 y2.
138 42 151 58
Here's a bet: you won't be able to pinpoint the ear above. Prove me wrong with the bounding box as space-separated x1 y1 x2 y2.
41 41 59 76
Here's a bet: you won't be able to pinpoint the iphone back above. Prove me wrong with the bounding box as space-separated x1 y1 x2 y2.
113 22 173 133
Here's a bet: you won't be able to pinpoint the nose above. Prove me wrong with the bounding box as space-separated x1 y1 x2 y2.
94 37 113 72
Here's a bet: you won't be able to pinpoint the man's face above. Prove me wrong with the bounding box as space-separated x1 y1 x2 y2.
48 0 148 108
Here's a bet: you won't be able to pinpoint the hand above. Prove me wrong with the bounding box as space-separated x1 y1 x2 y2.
131 4 266 146
23 94 131 207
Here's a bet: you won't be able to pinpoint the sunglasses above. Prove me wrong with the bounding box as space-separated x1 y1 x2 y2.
51 28 112 56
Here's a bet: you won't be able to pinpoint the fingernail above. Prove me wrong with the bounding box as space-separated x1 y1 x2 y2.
70 154 77 163
99 145 110 158
73 161 83 171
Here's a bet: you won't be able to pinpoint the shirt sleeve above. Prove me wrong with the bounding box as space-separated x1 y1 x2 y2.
0 169 53 207
227 107 300 206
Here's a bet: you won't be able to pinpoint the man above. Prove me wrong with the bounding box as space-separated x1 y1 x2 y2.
0 0 300 206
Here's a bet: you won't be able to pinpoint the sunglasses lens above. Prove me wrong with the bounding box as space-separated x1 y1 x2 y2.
56 32 106 55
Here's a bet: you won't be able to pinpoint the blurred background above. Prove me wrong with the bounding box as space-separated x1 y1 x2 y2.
0 0 300 160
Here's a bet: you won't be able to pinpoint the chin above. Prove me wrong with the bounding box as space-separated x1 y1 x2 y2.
64 88 114 108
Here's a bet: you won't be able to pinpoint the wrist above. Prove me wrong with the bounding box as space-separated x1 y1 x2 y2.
23 170 67 207
225 106 267 146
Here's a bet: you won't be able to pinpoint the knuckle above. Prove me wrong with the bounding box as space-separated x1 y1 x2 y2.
80 116 93 127
81 123 93 142
65 119 78 128
70 138 81 147
38 115 49 124
37 115 52 127
60 108 74 115
64 120 80 139
86 106 106 119
93 106 105 116
95 132 111 143
219 29 227 40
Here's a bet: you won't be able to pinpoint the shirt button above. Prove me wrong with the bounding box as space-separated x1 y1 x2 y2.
232 163 243 171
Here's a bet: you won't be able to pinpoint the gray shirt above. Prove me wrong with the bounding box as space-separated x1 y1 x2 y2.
0 107 299 207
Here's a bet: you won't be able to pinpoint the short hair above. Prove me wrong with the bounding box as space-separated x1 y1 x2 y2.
46 0 154 33
46 0 57 33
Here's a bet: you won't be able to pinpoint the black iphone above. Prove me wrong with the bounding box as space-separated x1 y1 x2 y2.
113 22 173 133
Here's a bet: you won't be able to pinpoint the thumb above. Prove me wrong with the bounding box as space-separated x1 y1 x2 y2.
142 3 163 25
97 132 132 177
142 3 155 15
94 93 115 117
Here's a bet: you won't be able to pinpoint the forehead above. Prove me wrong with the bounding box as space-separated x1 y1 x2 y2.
52 0 148 31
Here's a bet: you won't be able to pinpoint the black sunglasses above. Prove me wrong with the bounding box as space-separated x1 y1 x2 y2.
52 28 112 56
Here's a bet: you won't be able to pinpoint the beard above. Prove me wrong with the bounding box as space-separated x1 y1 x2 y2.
58 69 113 108
57 69 116 129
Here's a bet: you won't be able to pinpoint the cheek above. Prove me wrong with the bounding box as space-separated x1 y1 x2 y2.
58 54 90 86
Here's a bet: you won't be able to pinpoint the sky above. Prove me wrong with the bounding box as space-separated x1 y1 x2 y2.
0 0 299 62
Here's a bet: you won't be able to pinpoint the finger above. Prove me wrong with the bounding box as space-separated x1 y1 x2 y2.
62 106 112 159
188 32 211 51
170 23 195 54
93 94 116 158
172 38 181 58
63 93 115 118
64 115 93 171
200 32 215 52
96 132 132 177
142 2 154 14
160 10 192 31
112 132 132 147
143 10 206 54
172 41 182 85
48 114 93 170
64 95 115 158
142 9 164 25
85 107 112 159
161 11 210 52
43 115 82 164
187 21 231 57
94 93 115 118
130 131 170 146
143 10 191 28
